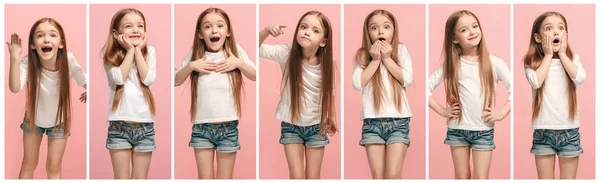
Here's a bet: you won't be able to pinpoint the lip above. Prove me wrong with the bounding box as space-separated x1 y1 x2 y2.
129 35 141 39
468 35 479 40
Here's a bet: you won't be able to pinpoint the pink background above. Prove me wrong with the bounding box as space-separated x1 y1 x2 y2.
258 4 341 179
343 4 426 179
89 4 171 179
4 4 87 179
173 4 256 179
428 4 511 179
513 4 595 179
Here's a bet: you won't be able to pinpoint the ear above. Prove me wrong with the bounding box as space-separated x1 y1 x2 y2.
31 45 35 49
198 32 203 39
534 33 541 43
452 36 459 44
59 42 64 49
112 29 118 40
319 39 327 48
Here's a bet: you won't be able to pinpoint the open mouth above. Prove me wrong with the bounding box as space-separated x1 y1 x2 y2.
210 36 220 43
378 38 385 41
41 46 52 53
129 35 141 39
553 39 560 44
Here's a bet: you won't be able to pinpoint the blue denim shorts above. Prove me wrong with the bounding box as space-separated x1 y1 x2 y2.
279 121 329 148
189 120 240 153
444 128 495 150
531 128 583 158
106 121 156 152
20 117 70 138
359 118 410 146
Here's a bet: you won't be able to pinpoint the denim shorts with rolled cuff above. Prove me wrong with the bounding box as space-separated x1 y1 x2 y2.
106 121 156 152
20 117 70 138
359 118 410 146
531 128 583 158
189 120 240 153
444 128 495 151
279 121 329 148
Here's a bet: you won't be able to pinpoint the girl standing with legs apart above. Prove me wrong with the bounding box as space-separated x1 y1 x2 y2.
352 9 414 179
7 18 87 179
259 11 338 179
102 8 157 179
523 11 585 179
174 7 256 179
428 10 511 179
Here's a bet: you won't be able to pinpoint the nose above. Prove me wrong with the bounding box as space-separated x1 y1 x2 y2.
303 29 310 36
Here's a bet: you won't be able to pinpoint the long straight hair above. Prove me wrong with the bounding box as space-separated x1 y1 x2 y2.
189 8 244 122
442 10 495 123
355 9 403 113
26 18 71 137
523 11 576 121
103 8 156 116
284 11 335 135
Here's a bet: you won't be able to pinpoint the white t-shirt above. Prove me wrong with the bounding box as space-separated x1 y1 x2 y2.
352 43 414 120
104 46 157 123
18 52 87 128
428 54 512 131
525 54 585 129
260 43 335 126
176 44 256 124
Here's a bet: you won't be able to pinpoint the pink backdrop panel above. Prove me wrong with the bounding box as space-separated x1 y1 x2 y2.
513 4 595 179
173 4 257 179
4 4 87 179
89 4 172 179
428 4 511 179
258 4 341 179
343 4 426 179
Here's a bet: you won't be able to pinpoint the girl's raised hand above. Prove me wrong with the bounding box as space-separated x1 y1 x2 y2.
369 41 382 61
189 55 216 74
117 34 134 51
266 24 287 37
380 41 393 60
559 32 568 55
137 35 147 49
215 49 242 73
541 34 553 56
6 33 23 61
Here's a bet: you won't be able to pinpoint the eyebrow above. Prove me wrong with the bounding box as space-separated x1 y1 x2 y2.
368 21 392 27
35 30 58 34
202 20 225 25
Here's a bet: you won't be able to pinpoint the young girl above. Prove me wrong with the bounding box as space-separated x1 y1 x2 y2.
102 8 157 179
428 10 511 179
7 17 87 179
523 11 585 179
174 7 256 179
351 9 414 179
259 10 338 179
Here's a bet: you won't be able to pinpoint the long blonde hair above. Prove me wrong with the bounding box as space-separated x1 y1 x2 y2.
285 11 335 135
188 8 244 122
26 18 71 137
523 11 576 121
103 8 156 115
355 9 403 113
442 10 495 123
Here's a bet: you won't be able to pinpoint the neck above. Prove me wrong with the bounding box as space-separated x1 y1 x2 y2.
461 45 478 56
40 55 58 71
301 47 319 65
552 52 560 59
